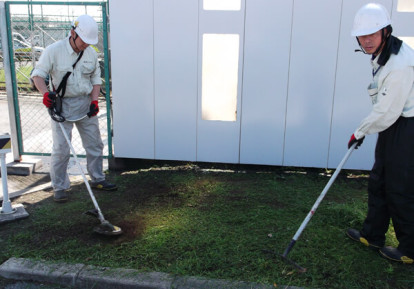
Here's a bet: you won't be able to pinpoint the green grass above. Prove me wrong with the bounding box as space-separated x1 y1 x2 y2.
1 164 413 289
0 64 33 88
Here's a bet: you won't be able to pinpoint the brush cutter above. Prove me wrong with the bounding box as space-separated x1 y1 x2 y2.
265 143 357 272
50 103 122 236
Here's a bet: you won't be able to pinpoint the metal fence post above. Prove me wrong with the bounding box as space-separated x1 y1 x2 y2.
0 0 21 162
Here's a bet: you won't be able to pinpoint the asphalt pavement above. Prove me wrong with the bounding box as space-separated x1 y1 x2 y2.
0 95 11 135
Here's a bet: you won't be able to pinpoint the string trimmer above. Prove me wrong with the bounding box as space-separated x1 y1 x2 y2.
48 97 122 236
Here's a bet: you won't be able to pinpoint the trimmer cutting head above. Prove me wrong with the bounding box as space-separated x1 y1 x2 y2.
93 220 123 236
85 209 123 236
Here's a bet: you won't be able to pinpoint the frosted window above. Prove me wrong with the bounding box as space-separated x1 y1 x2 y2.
397 0 414 11
399 37 414 49
203 0 241 11
202 34 239 121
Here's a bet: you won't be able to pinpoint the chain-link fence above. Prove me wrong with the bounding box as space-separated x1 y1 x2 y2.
0 1 112 158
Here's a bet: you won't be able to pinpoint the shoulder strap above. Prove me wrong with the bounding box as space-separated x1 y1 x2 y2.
54 50 84 98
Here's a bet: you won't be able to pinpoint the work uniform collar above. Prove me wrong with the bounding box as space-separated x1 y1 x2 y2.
377 35 402 66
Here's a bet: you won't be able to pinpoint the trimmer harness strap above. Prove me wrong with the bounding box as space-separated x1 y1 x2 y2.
49 50 84 122
53 50 84 98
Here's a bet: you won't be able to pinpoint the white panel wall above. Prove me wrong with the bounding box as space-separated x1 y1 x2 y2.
110 0 414 170
284 0 342 168
240 0 293 165
110 0 155 159
154 0 198 161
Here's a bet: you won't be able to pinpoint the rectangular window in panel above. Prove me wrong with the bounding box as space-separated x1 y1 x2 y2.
203 0 241 11
399 37 414 49
202 34 239 121
397 0 414 11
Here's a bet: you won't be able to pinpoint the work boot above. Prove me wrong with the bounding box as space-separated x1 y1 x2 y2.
91 180 117 191
346 228 383 249
379 246 414 264
54 190 68 203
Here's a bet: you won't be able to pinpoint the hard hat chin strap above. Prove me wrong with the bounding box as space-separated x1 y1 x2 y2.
71 25 79 40
355 26 391 56
354 38 368 54
70 29 81 53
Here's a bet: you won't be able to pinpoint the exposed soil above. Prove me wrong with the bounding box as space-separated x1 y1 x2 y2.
5 166 369 249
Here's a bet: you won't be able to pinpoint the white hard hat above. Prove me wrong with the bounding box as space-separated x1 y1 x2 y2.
351 3 391 37
72 14 99 45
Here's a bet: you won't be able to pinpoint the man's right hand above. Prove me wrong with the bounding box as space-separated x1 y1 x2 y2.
43 91 56 108
348 134 364 149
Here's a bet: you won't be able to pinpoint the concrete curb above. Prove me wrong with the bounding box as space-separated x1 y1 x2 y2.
0 257 306 289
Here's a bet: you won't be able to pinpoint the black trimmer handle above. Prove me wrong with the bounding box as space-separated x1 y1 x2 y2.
48 94 65 122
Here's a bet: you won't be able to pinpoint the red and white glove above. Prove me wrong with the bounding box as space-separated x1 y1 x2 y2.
87 100 99 117
42 91 56 108
348 134 364 149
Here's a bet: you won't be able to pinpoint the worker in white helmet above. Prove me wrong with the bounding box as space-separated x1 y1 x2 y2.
31 14 116 203
346 3 414 264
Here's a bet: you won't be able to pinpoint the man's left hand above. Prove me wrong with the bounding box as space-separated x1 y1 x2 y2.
87 100 99 117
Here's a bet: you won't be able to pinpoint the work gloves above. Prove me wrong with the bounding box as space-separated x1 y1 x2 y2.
43 91 56 108
348 134 365 149
45 94 99 117
88 100 99 117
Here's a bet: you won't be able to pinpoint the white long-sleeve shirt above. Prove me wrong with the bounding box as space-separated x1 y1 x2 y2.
354 43 414 140
31 36 101 98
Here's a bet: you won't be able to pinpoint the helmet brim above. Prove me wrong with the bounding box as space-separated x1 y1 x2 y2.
81 37 98 45
351 23 389 37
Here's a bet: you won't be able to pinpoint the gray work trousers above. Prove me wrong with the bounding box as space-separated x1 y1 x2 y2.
50 96 105 191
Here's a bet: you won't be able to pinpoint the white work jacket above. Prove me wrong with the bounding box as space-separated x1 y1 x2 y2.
354 42 414 140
